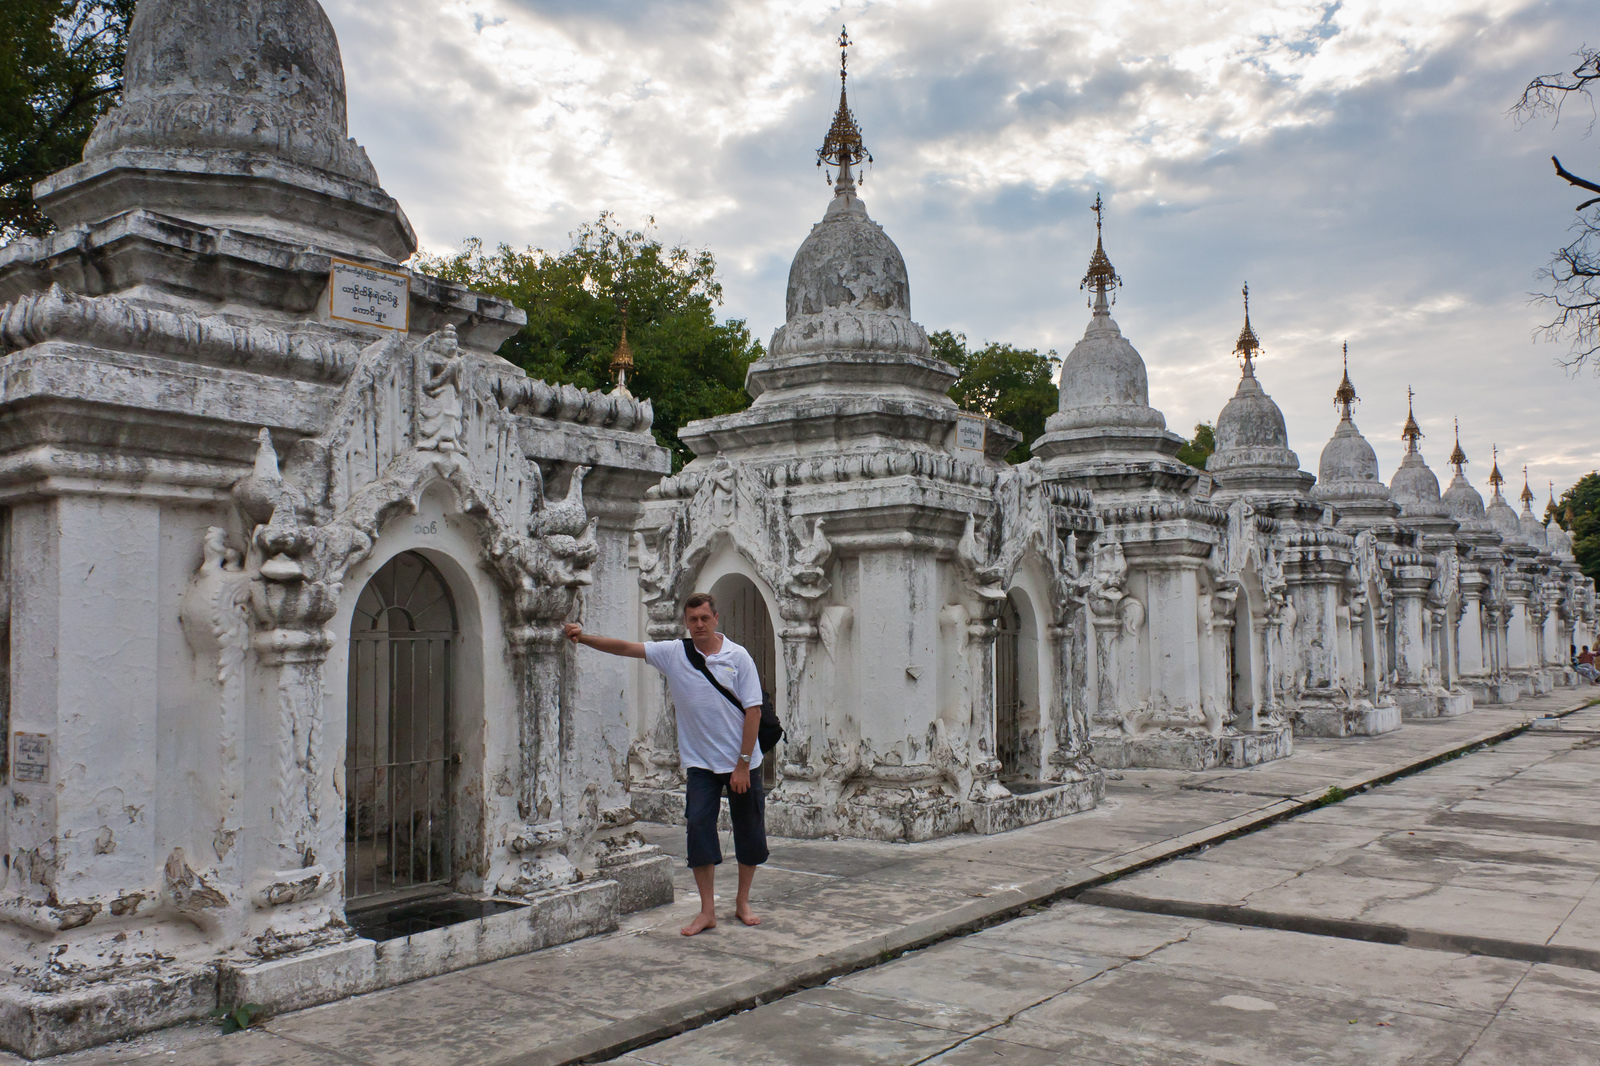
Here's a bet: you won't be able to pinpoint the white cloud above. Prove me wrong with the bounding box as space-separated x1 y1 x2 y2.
326 0 1599 491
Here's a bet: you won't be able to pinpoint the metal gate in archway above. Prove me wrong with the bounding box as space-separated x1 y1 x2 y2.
345 551 457 904
995 596 1023 775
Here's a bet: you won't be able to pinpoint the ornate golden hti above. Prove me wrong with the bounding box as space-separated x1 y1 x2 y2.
1081 192 1122 305
1334 341 1359 420
1448 417 1467 472
818 26 871 184
1234 282 1261 372
1401 386 1423 451
609 320 634 393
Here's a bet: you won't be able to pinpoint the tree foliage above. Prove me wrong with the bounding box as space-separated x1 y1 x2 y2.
1176 422 1216 470
0 1 136 242
1547 471 1600 584
932 330 1060 464
1513 47 1600 371
415 215 761 471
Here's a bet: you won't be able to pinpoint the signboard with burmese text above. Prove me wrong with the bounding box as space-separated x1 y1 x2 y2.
954 415 986 453
328 258 410 332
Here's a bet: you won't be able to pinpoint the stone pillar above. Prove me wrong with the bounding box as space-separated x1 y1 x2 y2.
1390 563 1431 686
1290 580 1339 694
966 611 1005 800
1506 598 1530 671
498 622 577 894
1140 565 1198 715
1458 587 1486 676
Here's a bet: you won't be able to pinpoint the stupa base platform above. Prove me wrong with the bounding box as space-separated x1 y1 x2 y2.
632 773 1105 844
1291 700 1403 738
1396 689 1474 719
1090 724 1293 772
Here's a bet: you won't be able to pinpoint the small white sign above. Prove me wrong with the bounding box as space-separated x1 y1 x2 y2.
13 733 48 784
328 259 410 332
955 415 986 452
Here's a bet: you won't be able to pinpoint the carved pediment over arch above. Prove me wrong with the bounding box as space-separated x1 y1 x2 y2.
226 326 598 647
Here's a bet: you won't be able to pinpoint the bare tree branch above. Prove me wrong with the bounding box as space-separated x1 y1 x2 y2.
1512 46 1600 132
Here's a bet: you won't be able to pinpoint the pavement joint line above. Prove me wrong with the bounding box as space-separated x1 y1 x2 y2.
489 697 1592 1066
1070 889 1600 974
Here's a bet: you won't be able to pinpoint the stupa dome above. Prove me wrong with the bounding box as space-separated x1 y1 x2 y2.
1485 493 1520 540
1519 506 1548 549
1391 453 1443 509
83 0 379 184
1318 421 1382 486
1054 306 1165 429
1442 473 1489 524
1548 521 1574 559
35 0 413 261
768 183 928 359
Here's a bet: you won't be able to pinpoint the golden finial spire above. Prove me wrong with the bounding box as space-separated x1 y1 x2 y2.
609 318 634 395
1448 417 1467 473
1489 445 1505 495
817 26 871 190
1234 282 1261 375
1080 193 1122 310
1400 386 1423 453
1333 342 1358 421
1520 465 1535 508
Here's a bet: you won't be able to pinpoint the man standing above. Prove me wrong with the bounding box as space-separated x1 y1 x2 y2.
564 592 767 936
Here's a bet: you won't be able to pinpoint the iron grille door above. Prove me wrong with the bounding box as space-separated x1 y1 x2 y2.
345 552 457 904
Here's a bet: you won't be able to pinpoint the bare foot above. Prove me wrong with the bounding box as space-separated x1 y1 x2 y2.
735 903 761 927
680 911 716 936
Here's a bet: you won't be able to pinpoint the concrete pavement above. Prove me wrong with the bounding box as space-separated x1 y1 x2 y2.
619 698 1600 1065
11 692 1593 1066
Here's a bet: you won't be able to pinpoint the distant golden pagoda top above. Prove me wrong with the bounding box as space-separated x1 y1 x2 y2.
1400 386 1423 453
1080 193 1122 306
609 313 634 395
817 26 871 187
1448 417 1467 473
1520 466 1536 507
1234 282 1261 374
1488 445 1505 494
1333 342 1359 421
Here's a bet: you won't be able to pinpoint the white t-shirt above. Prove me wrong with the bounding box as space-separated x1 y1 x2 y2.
644 636 764 774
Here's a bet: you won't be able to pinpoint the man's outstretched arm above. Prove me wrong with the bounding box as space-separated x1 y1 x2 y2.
564 623 646 659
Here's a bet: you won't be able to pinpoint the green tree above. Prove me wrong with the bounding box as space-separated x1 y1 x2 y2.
933 330 1060 464
416 215 762 471
1548 471 1600 583
0 1 136 242
1176 422 1216 469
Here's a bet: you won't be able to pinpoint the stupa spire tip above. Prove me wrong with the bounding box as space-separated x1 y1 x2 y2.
1234 281 1261 375
817 26 871 192
1080 192 1122 310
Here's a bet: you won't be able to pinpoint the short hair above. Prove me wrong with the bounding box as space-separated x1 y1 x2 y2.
683 592 718 615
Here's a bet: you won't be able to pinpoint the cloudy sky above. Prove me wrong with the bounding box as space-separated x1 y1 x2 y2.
324 0 1598 498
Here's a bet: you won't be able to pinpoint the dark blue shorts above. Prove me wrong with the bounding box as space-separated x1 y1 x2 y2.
684 766 768 868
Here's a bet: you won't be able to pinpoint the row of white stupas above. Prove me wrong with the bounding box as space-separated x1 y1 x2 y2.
0 3 1592 1054
625 40 1599 845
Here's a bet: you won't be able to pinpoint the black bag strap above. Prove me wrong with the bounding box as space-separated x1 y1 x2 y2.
681 638 746 711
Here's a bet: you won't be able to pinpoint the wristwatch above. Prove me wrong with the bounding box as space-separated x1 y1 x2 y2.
739 754 752 763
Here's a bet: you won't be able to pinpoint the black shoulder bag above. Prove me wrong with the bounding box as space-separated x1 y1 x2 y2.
680 638 784 753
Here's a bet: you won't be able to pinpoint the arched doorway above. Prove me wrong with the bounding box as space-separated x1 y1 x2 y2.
346 551 458 904
995 587 1042 783
710 573 776 782
1232 595 1258 730
995 595 1022 776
